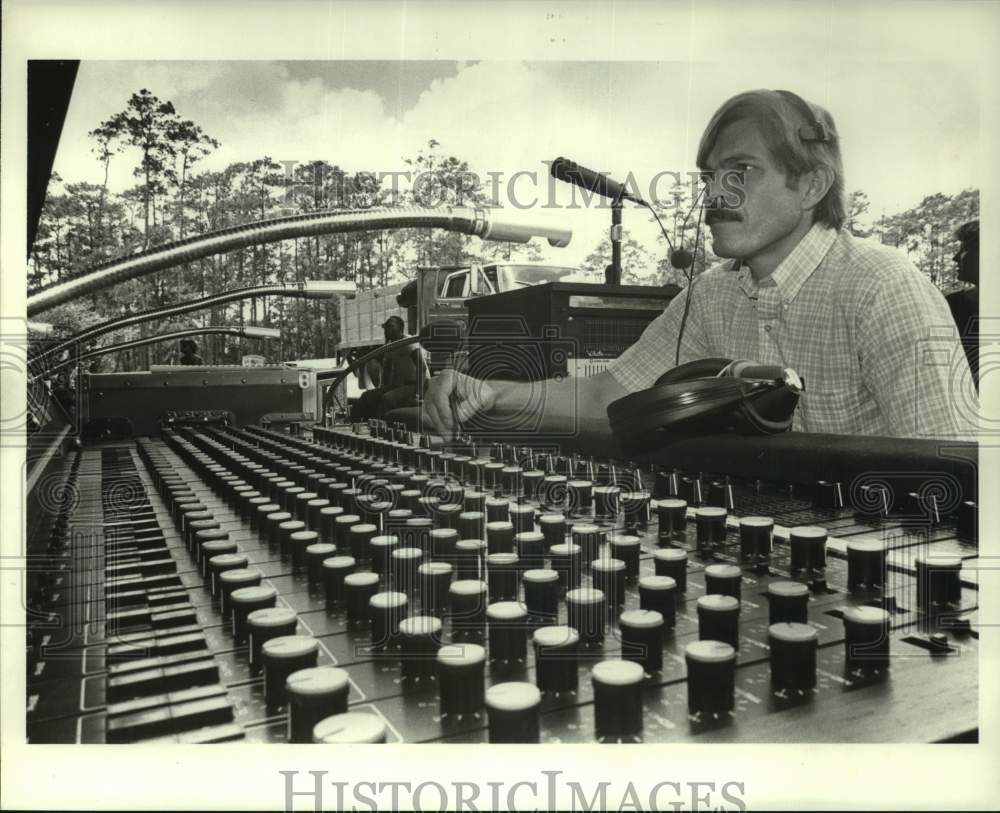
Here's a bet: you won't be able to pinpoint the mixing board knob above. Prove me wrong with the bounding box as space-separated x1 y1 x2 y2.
264 511 293 549
679 475 703 506
218 568 263 618
591 557 626 608
317 505 344 544
486 521 515 555
199 536 237 579
369 534 400 578
305 542 337 584
522 469 544 501
286 666 350 743
333 514 362 551
347 523 376 565
485 496 510 524
703 563 743 601
697 594 740 648
905 491 940 524
486 682 542 743
789 526 828 576
463 492 487 514
684 640 736 715
262 635 319 707
486 553 520 602
231 584 278 643
515 531 546 570
322 556 356 607
448 579 489 637
568 480 593 513
842 606 891 664
539 514 567 550
369 591 408 649
766 620 819 685
549 542 583 591
186 518 220 554
247 607 298 670
655 498 688 544
694 507 728 554
620 609 664 673
194 528 229 568
652 547 688 592
767 581 810 624
290 530 319 571
502 466 524 499
437 643 486 715
566 587 607 645
458 511 485 542
540 475 568 510
399 615 443 682
571 524 603 563
391 547 423 595
593 484 620 518
738 516 773 567
344 572 381 624
418 562 453 615
915 555 962 616
430 528 459 564
609 535 641 578
533 625 580 693
846 539 888 590
813 480 845 510
522 568 560 621
638 575 677 627
487 601 529 665
207 553 249 598
509 504 536 535
592 659 645 739
958 500 977 542
706 480 735 511
313 712 387 743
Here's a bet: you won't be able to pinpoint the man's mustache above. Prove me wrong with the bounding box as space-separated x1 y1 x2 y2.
704 207 742 225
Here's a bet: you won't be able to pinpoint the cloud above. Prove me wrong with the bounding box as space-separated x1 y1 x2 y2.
51 56 980 269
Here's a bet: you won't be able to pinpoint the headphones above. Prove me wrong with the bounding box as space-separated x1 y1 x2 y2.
606 358 804 456
774 89 834 144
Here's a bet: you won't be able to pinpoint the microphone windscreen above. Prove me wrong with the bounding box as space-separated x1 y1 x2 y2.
670 248 694 270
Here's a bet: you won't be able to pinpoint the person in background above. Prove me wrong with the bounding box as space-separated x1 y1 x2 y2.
178 339 204 366
946 220 979 389
349 315 425 421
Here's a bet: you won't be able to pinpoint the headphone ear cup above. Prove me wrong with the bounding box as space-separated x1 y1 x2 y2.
654 357 732 386
607 377 747 455
736 386 800 434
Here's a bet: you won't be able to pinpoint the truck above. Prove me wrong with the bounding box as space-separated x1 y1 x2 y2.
335 263 579 359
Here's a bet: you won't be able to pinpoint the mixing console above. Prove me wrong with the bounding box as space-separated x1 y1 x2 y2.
25 421 979 744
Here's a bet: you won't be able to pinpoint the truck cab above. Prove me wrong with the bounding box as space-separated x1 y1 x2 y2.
398 263 578 336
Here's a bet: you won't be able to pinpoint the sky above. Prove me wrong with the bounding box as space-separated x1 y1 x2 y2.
50 15 984 270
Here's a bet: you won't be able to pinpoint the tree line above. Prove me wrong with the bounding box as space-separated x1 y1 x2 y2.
30 89 978 371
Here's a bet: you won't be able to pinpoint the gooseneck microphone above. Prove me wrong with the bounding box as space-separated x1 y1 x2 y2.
549 157 646 205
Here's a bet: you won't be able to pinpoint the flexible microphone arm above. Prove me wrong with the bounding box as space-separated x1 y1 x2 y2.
27 206 573 316
40 325 281 379
29 280 354 369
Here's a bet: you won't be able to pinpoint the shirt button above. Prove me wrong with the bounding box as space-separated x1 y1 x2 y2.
764 325 772 332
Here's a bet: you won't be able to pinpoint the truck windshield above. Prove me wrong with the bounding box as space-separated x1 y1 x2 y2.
493 265 577 289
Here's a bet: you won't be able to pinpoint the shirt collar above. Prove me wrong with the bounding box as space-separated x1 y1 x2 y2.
734 224 838 305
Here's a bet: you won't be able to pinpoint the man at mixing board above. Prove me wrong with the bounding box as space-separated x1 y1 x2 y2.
422 89 976 443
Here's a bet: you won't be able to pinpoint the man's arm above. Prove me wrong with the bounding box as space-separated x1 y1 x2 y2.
422 369 627 447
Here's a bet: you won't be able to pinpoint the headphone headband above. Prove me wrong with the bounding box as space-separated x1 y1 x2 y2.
774 89 833 143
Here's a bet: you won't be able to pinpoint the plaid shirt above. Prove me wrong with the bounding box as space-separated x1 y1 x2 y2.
607 224 976 439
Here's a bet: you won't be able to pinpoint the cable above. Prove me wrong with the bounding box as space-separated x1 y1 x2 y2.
643 187 706 366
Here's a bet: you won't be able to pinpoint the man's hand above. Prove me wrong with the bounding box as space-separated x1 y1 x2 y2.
421 370 498 437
